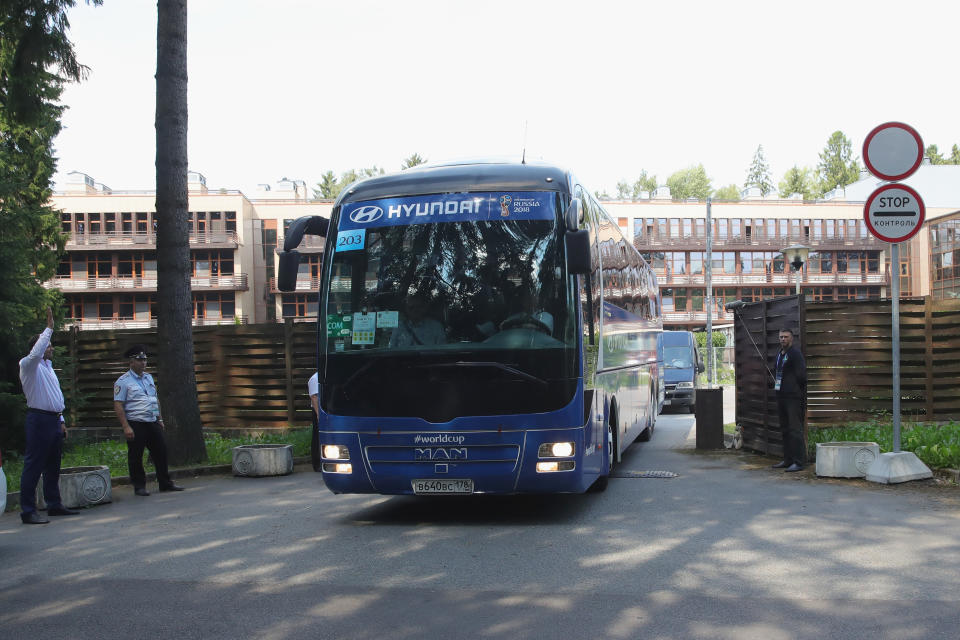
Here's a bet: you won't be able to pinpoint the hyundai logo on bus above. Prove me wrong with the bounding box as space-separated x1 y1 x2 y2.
415 448 467 461
348 205 384 224
863 183 925 243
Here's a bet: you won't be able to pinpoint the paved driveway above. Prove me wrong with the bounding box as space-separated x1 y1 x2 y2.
1 413 958 640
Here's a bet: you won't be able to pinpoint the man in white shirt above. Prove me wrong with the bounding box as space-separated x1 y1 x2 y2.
19 308 79 524
307 371 320 471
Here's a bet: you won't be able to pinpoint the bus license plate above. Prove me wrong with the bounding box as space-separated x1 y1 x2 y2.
412 479 473 495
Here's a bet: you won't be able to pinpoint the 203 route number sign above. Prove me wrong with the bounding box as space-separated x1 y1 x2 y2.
863 183 925 243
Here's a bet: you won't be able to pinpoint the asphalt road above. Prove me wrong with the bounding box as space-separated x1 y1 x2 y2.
1 411 959 640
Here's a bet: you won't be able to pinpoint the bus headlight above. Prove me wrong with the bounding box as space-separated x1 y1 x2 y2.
322 444 350 460
676 382 694 389
538 442 575 458
322 462 353 474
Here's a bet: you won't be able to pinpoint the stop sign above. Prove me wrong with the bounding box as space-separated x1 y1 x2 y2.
863 183 925 243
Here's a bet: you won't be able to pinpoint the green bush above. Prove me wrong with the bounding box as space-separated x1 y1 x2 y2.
3 428 312 494
808 421 960 470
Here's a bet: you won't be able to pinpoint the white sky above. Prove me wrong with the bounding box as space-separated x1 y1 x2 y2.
53 0 960 197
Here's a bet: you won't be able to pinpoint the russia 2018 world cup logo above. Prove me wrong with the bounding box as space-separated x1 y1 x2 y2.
499 195 512 216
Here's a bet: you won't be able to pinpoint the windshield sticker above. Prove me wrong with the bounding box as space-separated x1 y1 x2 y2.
326 314 352 337
376 310 399 329
338 191 555 231
336 228 365 252
352 312 376 345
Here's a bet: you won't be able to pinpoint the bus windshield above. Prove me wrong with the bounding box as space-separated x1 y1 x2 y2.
321 190 578 421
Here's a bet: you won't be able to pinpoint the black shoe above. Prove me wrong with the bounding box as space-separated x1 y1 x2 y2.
785 463 804 472
134 487 151 496
48 506 80 516
21 512 50 524
159 483 185 492
772 461 789 469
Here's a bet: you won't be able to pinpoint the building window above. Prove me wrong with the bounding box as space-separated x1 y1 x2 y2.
670 219 680 237
194 292 236 319
690 252 703 275
691 289 704 311
661 288 674 311
633 218 643 240
117 252 151 278
671 252 686 275
281 293 317 318
682 219 692 237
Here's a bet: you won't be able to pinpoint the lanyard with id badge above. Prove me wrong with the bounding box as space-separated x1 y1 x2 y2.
775 352 786 391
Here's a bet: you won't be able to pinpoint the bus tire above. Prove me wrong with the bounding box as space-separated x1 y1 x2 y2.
589 414 617 493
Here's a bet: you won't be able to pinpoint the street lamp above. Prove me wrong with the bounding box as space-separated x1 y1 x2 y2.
781 244 810 296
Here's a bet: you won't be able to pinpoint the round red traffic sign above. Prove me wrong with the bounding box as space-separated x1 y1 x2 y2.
863 122 924 181
863 184 925 243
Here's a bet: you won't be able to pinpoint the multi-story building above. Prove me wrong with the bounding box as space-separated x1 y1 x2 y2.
49 171 331 328
48 165 959 330
602 164 960 330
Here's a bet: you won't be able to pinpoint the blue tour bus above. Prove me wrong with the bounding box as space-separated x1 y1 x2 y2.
279 160 662 494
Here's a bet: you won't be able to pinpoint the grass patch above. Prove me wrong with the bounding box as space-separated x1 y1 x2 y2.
723 422 737 435
3 428 312 494
808 421 960 470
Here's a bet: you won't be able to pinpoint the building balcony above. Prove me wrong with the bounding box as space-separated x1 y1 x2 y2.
634 234 888 251
65 231 239 250
652 271 887 287
45 273 249 292
268 277 320 294
65 316 248 330
662 310 735 324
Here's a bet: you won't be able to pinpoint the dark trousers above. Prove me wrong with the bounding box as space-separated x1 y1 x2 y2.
20 411 64 515
127 420 172 489
777 395 806 465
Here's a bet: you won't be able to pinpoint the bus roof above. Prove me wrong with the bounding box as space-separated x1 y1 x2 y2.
336 160 573 206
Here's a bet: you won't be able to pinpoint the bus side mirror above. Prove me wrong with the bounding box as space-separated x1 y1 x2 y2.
565 230 591 275
277 250 301 292
283 216 329 252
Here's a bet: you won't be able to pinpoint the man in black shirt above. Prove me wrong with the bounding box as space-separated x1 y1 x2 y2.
772 328 807 472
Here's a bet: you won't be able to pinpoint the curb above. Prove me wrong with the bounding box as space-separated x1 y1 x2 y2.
4 455 312 512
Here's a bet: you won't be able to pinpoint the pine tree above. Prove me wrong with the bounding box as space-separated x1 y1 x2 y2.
155 0 207 464
744 145 774 196
818 131 861 193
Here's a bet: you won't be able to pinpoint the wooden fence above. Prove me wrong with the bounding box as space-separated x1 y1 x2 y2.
806 297 960 424
733 296 960 458
59 320 319 434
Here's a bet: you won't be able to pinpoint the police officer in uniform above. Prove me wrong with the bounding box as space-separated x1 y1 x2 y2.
113 344 185 496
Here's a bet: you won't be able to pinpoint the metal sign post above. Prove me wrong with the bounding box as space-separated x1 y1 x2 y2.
890 242 901 452
860 121 933 483
705 198 714 386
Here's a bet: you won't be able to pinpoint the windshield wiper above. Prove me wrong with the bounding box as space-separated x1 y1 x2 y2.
420 361 548 387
